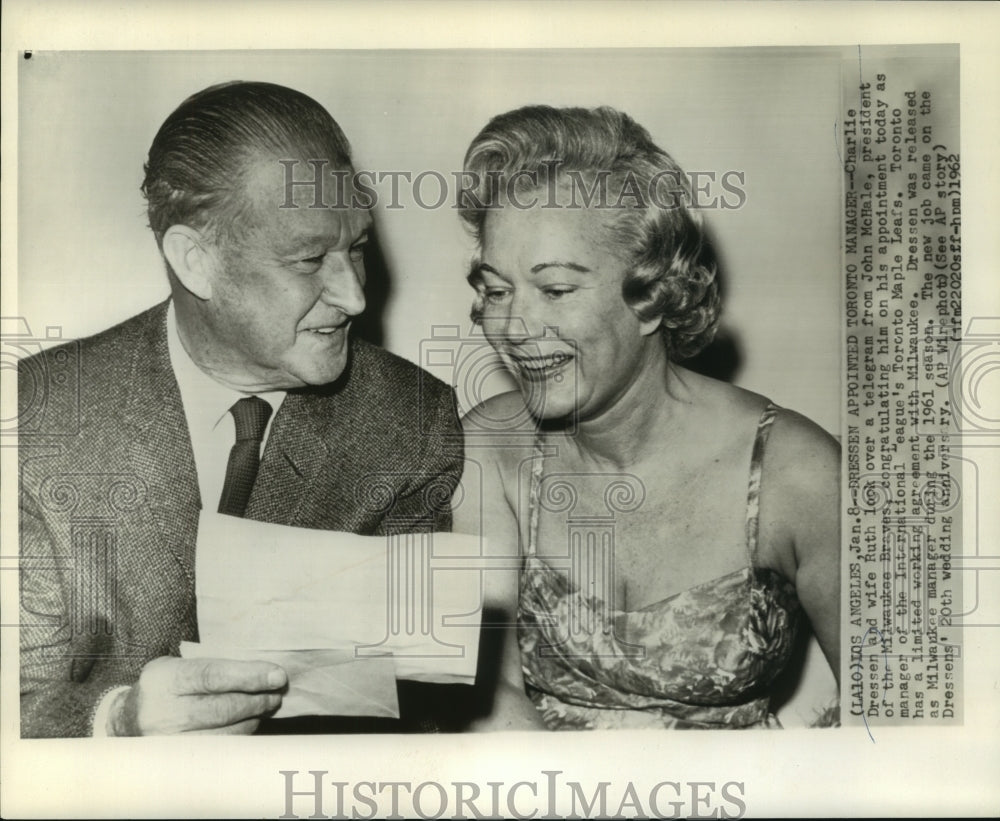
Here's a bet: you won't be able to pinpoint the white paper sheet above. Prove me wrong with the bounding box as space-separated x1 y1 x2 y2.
191 512 483 716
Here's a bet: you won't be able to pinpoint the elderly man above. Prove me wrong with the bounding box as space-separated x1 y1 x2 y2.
19 82 463 737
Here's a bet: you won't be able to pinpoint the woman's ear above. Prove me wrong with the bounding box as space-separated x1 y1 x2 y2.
161 225 217 300
638 314 662 337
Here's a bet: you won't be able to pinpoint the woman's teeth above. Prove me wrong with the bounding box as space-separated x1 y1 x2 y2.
517 353 571 371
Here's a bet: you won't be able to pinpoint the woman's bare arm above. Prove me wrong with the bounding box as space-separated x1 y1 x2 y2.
453 408 547 730
764 410 842 686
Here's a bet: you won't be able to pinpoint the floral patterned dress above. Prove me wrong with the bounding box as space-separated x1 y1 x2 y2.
518 402 803 729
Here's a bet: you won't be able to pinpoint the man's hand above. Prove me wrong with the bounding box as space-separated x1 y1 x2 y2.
108 656 287 736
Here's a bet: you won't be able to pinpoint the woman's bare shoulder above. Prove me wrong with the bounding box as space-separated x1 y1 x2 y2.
727 402 840 592
680 368 838 467
460 391 538 474
766 406 841 485
760 406 840 563
675 368 774 437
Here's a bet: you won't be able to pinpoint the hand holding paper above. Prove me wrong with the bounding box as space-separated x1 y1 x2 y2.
108 655 287 735
179 644 398 719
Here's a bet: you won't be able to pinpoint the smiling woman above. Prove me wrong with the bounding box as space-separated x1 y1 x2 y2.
453 105 841 731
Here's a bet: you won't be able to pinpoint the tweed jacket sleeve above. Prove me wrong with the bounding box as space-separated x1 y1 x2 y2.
18 305 202 737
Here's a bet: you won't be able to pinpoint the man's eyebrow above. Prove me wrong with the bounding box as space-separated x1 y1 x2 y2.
475 262 503 277
294 234 335 246
285 226 370 250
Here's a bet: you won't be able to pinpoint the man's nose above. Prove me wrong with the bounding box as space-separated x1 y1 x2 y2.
319 253 366 317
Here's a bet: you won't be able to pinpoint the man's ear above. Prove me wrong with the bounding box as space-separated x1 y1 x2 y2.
162 225 218 300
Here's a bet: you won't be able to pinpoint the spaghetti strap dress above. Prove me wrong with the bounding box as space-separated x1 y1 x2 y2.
517 402 804 729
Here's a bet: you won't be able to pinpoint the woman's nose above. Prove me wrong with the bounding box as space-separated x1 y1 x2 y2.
502 293 546 343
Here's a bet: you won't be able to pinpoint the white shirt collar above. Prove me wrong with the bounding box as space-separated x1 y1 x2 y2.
165 300 285 508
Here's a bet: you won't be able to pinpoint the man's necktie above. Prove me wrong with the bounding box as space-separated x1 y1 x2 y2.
217 396 272 517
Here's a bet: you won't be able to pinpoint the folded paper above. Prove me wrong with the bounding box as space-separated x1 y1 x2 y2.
192 512 484 716
179 643 400 719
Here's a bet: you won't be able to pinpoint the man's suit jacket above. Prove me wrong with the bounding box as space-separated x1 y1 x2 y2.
19 301 464 738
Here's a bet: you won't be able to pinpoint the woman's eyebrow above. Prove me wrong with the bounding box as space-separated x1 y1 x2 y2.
475 260 593 277
530 261 592 274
